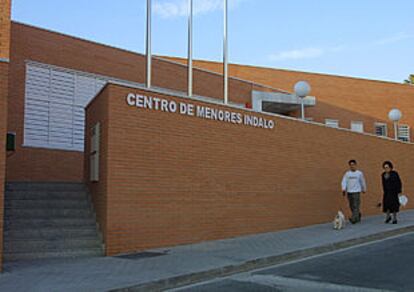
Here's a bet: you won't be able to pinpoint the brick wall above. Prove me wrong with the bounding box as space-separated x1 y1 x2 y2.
7 22 280 182
0 0 11 271
0 0 11 60
164 57 414 139
84 88 109 243
0 61 8 271
87 83 414 256
6 21 414 183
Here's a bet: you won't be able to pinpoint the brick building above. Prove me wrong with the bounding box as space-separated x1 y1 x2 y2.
0 0 11 270
165 57 414 141
1 0 414 267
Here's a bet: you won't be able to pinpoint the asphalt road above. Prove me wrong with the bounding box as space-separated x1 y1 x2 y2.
173 232 414 292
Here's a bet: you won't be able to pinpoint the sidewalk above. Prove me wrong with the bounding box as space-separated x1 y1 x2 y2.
1 210 414 292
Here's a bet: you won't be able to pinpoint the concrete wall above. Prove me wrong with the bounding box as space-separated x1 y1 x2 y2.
164 57 414 139
86 83 414 256
0 0 11 270
7 22 280 182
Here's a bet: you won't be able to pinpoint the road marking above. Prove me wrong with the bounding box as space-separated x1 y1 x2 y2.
245 231 414 273
170 232 414 291
240 274 391 292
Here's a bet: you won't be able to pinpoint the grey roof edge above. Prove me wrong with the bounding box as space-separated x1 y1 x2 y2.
252 90 316 106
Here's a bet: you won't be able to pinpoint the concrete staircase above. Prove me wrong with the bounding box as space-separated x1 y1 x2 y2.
4 182 104 262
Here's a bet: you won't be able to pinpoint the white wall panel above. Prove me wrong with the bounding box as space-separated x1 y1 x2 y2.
24 62 139 152
24 63 100 151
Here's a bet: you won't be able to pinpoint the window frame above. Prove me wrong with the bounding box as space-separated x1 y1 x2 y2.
374 122 388 137
398 124 410 142
350 121 364 133
325 119 339 128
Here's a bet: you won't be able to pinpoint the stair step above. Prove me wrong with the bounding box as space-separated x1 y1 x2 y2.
4 218 96 229
5 199 89 209
4 227 99 240
4 181 103 263
5 191 87 200
5 238 102 252
5 208 92 219
3 248 103 262
6 182 86 192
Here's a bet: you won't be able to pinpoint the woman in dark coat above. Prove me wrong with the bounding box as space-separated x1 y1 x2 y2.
381 161 402 224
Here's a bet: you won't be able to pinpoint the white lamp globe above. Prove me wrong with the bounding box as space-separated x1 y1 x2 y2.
294 81 311 98
388 109 402 122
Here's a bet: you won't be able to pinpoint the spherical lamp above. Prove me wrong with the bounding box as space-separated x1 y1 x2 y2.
388 109 402 140
388 109 402 122
294 81 311 120
294 81 311 98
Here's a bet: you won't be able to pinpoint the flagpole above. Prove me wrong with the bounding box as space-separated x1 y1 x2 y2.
188 0 193 97
146 0 152 88
223 0 228 104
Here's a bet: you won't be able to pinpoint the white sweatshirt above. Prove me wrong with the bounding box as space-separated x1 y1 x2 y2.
341 170 367 193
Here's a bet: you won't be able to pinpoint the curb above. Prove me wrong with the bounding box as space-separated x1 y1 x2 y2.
111 225 414 291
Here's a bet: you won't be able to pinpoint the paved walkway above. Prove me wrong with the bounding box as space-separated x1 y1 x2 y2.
1 210 414 292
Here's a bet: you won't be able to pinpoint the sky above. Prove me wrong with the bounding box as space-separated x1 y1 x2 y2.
11 0 414 83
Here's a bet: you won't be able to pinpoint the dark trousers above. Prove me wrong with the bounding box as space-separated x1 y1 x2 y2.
347 192 361 222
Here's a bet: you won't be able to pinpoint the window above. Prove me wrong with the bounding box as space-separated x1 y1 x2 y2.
24 62 138 151
374 123 387 137
398 125 410 142
325 119 339 128
351 121 364 133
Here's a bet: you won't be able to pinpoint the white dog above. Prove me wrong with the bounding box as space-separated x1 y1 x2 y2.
333 210 346 230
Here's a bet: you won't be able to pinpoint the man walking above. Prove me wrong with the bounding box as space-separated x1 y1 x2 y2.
341 159 367 224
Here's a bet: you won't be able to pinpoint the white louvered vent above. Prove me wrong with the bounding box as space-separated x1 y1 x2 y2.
24 62 138 152
398 125 410 142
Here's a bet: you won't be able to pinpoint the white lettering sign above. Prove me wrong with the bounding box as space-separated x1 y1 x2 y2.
126 93 275 130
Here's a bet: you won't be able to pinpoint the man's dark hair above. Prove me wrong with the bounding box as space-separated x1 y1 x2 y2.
348 159 357 165
382 161 393 169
